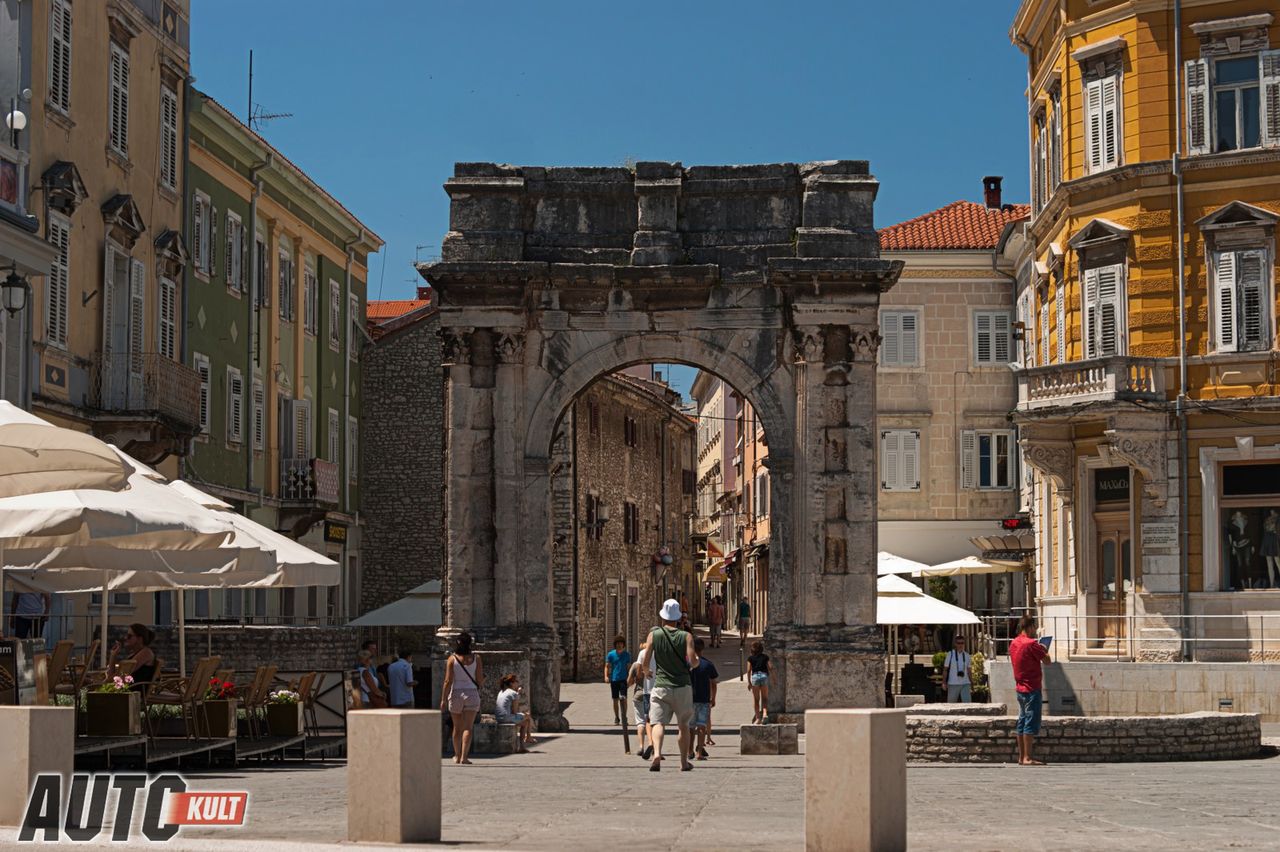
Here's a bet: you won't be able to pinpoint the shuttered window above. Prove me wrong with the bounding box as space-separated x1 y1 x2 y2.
1082 264 1126 359
328 279 341 349
252 378 265 450
1017 291 1035 368
328 408 340 462
46 215 70 349
278 253 294 320
193 353 210 435
1213 249 1270 353
304 268 319 334
1084 74 1121 173
1050 88 1063 187
961 429 1016 490
292 399 312 459
880 429 920 492
49 0 72 113
1263 51 1280 149
754 472 769 517
226 366 243 443
880 310 919 367
128 259 145 383
160 86 179 190
1040 299 1051 365
348 416 359 485
973 311 1012 365
254 236 269 307
158 277 176 360
1186 58 1211 155
225 213 244 292
108 42 130 157
1056 282 1067 363
192 194 206 272
349 294 360 361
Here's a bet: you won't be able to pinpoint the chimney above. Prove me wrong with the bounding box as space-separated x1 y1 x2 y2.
416 285 433 302
982 176 1003 210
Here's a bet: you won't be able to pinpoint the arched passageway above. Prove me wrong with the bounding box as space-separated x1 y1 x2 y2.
421 160 902 728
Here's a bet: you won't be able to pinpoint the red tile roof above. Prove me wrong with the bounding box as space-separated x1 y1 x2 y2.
367 299 432 323
879 201 1030 251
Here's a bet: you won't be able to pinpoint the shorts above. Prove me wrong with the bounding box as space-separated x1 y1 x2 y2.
649 685 694 728
710 625 722 640
447 689 480 714
738 619 750 632
1016 690 1043 736
750 672 769 688
496 712 525 725
632 692 651 726
947 683 971 703
610 680 627 700
692 702 711 729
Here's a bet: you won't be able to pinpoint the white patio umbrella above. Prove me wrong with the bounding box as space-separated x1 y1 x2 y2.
877 551 930 576
0 402 133 498
915 555 1029 578
878 574 979 695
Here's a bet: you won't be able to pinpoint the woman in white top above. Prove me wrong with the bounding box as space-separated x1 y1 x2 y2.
495 673 536 752
439 631 483 764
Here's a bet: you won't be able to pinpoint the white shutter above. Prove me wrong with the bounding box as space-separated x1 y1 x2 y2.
1085 78 1103 172
109 43 129 156
192 197 204 271
293 399 312 458
49 0 72 113
1261 50 1280 149
1238 250 1267 350
1214 251 1238 353
903 431 919 491
1101 74 1120 168
1056 284 1067 363
226 215 236 288
881 312 901 365
1040 300 1051 365
328 408 340 462
960 430 976 491
46 216 70 348
1185 58 1211 156
160 87 178 189
226 368 243 443
128 259 145 395
900 312 918 365
975 312 992 363
102 245 116 362
1083 268 1099 359
252 379 265 450
194 354 210 434
993 312 1011 362
329 280 341 348
158 278 176 360
209 205 218 279
1095 264 1123 356
881 431 900 490
348 416 359 484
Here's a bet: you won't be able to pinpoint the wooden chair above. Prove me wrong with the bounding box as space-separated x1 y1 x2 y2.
34 654 50 706
296 672 319 737
42 641 74 705
241 665 278 738
146 656 221 741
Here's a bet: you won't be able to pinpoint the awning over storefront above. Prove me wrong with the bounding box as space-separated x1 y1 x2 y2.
968 534 1035 569
703 561 728 584
916 555 1030 577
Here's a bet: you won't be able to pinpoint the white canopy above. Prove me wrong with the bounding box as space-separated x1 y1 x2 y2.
915 555 1028 577
0 402 132 498
877 551 930 576
348 581 442 627
876 574 980 625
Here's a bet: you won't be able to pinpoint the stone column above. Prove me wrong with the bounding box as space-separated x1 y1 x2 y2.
493 329 526 627
440 326 482 631
0 707 74 827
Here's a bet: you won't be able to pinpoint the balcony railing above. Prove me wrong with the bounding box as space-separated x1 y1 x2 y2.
91 352 202 430
281 457 340 504
1017 356 1165 412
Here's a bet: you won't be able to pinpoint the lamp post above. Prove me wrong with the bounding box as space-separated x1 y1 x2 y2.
2 272 29 316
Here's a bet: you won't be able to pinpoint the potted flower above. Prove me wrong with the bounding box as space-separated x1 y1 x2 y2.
86 676 142 736
199 677 238 738
265 689 304 737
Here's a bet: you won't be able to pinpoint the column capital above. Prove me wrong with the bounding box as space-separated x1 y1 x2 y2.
439 326 474 365
494 328 526 364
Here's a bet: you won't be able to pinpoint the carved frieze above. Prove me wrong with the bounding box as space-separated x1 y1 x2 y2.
1019 424 1075 504
849 328 881 362
1100 417 1170 507
440 327 474 365
495 329 526 364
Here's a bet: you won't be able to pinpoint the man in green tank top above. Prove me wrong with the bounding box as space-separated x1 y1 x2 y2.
641 598 696 772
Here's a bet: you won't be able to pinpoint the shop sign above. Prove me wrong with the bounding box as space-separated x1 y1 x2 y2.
1094 467 1130 504
323 522 347 544
1141 522 1178 550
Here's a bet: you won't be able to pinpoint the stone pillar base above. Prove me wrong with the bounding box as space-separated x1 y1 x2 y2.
0 706 75 827
805 708 906 852
347 709 441 843
434 624 569 732
766 624 885 715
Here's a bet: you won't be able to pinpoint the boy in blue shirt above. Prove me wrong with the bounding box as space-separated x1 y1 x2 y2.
604 635 632 725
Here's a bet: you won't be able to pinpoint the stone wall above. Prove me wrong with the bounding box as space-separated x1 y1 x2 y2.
151 625 359 673
990 660 1280 722
905 712 1261 763
360 309 444 613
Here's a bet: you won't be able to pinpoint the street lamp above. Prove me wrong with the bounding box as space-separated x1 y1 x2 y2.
2 272 28 316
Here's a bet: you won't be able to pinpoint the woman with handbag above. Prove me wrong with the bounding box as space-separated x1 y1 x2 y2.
357 650 388 708
440 631 483 764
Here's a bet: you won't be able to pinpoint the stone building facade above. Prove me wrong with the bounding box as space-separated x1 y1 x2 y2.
552 374 695 680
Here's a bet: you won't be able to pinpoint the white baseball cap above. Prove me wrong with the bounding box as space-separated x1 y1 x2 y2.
659 599 682 622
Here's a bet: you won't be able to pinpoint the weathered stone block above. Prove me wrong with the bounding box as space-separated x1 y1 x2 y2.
740 724 780 755
348 710 441 843
806 709 906 852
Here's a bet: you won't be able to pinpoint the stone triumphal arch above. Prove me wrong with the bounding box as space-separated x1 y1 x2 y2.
420 161 902 729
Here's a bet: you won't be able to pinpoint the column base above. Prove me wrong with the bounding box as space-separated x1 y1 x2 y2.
764 624 885 715
433 624 569 732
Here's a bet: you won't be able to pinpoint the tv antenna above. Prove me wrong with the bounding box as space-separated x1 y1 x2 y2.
247 50 293 131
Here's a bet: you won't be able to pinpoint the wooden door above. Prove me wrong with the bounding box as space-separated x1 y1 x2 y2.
1096 514 1132 641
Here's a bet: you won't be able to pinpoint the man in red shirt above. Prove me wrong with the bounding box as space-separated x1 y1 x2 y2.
1009 613 1051 765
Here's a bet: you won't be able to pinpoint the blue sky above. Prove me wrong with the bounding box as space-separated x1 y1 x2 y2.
191 1 1029 397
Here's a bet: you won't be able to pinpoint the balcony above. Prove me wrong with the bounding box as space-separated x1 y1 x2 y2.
281 457 340 505
88 353 202 462
1017 356 1165 413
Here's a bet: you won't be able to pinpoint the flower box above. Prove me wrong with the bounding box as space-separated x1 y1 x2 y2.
266 702 304 737
198 699 238 738
86 691 142 736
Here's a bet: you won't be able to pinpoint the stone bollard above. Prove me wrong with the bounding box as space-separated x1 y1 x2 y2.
805 709 906 852
0 706 74 826
347 709 441 843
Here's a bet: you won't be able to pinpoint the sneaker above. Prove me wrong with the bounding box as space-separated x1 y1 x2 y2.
639 745 652 760
697 746 708 759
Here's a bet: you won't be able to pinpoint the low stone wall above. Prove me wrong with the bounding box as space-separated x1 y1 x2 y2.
989 660 1280 721
151 625 359 673
906 712 1261 763
903 702 1006 716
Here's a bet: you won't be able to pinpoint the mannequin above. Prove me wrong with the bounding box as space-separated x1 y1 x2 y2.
1261 509 1280 589
1228 511 1254 589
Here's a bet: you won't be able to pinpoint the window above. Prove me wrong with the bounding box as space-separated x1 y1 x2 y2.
1212 249 1270 353
1220 462 1280 591
292 399 313 459
348 416 358 485
879 310 919 367
585 494 602 541
623 501 640 544
192 193 209 274
348 294 360 360
157 277 176 360
45 214 70 349
254 236 269 307
328 279 341 349
1056 281 1067 363
1040 298 1051 366
1083 73 1121 173
225 212 244 292
278 251 294 321
1082 264 1126 358
1017 291 1035 368
251 378 264 450
328 408 340 462
973 311 1012 365
587 399 600 435
193 353 210 434
1049 88 1063 188
160 86 178 190
961 429 1016 490
880 429 921 492
755 472 769 517
624 416 638 448
1188 51 1280 154
108 42 130 157
1032 110 1047 214
304 267 319 335
49 0 72 114
226 366 243 443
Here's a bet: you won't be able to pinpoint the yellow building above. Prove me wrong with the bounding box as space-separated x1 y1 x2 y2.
1010 1 1280 660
